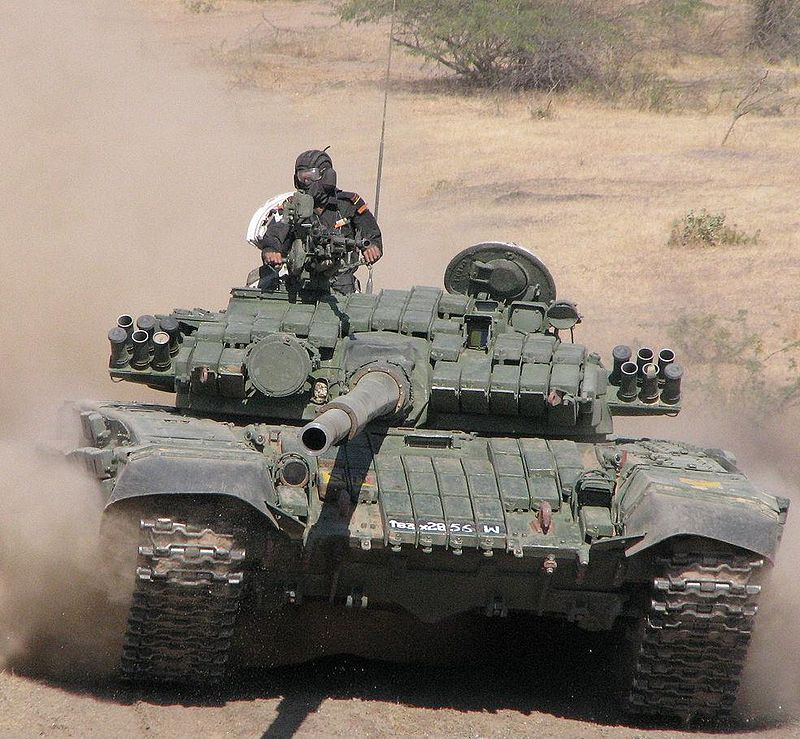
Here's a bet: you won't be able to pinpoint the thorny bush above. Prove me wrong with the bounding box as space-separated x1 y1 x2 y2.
337 0 632 91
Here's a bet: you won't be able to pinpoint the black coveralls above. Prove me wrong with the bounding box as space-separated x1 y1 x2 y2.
257 189 383 294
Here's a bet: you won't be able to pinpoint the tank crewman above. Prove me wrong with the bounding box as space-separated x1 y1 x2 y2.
256 149 383 294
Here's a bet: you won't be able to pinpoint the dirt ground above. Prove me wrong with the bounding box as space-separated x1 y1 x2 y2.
1 0 799 736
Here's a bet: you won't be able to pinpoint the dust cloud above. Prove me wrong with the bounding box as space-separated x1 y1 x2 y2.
0 0 406 678
0 1 274 418
0 432 114 678
742 513 800 721
733 421 800 721
0 0 322 676
0 0 404 419
622 407 800 721
0 0 797 726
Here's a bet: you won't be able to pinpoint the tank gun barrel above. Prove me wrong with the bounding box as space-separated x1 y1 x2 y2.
300 367 407 456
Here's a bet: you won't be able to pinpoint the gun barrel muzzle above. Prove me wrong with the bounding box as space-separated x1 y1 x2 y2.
301 408 353 455
300 368 407 456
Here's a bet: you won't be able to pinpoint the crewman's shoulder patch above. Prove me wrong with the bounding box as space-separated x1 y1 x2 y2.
340 191 370 213
337 190 360 205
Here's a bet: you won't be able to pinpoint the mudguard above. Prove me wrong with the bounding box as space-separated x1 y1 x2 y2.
105 448 299 533
617 465 789 561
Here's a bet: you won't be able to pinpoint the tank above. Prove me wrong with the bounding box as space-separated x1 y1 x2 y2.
66 223 789 724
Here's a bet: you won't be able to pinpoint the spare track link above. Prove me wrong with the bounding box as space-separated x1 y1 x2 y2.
120 517 246 685
624 551 763 723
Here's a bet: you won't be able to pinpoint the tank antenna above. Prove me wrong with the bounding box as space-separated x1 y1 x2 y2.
373 0 397 219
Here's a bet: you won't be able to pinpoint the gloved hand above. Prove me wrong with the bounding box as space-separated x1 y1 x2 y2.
262 249 284 266
361 245 382 265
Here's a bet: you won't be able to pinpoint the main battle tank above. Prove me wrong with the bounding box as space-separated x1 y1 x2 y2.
67 217 789 723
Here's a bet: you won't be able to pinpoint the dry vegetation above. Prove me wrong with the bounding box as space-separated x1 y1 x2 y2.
336 0 800 111
210 0 800 113
668 209 761 247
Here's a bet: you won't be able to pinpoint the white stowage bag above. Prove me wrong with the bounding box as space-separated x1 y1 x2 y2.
245 191 294 247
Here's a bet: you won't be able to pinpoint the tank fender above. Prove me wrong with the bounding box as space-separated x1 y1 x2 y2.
616 467 789 561
105 449 303 536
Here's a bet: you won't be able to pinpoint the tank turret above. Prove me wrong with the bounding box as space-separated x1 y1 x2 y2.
106 242 681 439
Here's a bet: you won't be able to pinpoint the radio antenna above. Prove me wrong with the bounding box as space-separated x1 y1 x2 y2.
373 0 397 219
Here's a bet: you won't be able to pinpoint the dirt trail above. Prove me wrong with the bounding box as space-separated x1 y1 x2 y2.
1 1 799 737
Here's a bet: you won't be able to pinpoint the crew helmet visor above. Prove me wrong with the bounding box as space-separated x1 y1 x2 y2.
296 167 323 184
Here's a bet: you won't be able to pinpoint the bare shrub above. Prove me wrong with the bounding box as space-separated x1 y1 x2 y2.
751 0 800 60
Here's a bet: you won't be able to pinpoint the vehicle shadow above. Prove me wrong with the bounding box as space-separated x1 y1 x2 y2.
15 613 792 736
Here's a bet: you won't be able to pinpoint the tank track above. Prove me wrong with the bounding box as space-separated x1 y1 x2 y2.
120 517 246 685
623 550 764 723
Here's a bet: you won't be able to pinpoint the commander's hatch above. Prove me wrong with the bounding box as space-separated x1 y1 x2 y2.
444 242 557 306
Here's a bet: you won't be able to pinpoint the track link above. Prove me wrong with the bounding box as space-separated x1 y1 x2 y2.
623 550 764 723
120 517 245 685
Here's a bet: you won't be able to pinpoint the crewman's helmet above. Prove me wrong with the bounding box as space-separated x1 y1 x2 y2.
294 149 337 205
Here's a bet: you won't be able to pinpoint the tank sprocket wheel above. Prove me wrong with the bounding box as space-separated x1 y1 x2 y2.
119 517 246 685
621 547 765 724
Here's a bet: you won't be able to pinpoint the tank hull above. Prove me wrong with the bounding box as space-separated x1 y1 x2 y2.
70 401 786 680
